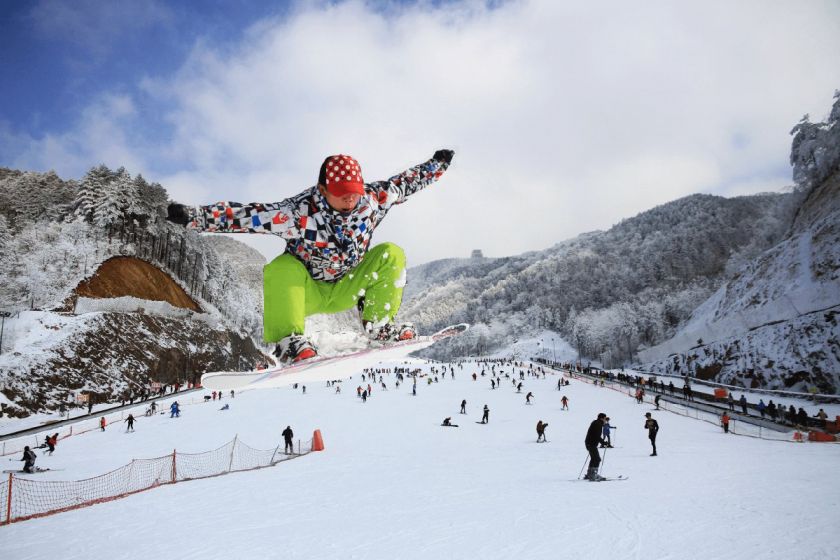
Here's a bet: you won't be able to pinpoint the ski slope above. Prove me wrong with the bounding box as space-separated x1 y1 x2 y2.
2 352 839 559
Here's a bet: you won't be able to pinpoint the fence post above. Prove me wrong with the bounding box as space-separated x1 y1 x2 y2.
171 449 177 483
6 473 12 525
228 435 238 472
270 444 280 464
69 425 73 436
298 440 301 455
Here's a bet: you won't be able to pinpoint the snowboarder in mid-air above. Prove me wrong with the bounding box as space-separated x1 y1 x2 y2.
167 150 455 363
584 413 609 481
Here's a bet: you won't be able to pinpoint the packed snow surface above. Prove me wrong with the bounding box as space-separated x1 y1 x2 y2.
1 349 838 559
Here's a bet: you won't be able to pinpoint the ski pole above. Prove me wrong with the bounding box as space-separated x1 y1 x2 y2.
599 446 608 475
578 453 589 479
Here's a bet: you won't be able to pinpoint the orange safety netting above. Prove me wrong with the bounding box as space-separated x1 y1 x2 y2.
2 435 314 525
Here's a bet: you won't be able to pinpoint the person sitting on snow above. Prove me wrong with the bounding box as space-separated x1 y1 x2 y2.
167 150 454 362
20 446 37 473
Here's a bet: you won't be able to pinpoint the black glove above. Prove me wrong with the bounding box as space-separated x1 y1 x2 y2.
433 149 454 165
167 203 191 226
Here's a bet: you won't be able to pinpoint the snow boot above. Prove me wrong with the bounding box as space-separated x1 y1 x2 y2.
273 335 318 363
585 467 605 481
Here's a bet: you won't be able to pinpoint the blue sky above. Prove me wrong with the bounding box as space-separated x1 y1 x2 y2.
2 0 839 263
1 0 292 138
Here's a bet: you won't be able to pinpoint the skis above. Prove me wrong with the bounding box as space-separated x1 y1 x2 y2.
573 476 628 482
3 467 61 474
201 323 469 390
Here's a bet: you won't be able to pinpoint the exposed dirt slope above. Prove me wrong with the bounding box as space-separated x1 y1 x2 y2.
74 256 201 312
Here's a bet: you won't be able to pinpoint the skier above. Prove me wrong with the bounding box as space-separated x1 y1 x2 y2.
100 417 107 431
600 417 613 448
481 405 489 424
739 394 748 415
168 150 455 362
561 396 569 410
654 395 661 410
721 412 730 433
125 414 135 432
46 433 58 455
644 412 659 456
282 425 294 454
584 413 608 481
20 446 37 473
460 399 467 414
230 390 235 399
767 400 777 420
170 401 180 418
536 420 548 442
526 391 533 404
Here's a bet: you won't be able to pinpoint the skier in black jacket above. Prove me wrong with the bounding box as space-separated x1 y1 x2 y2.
20 446 37 473
584 413 608 481
644 412 660 456
282 426 294 454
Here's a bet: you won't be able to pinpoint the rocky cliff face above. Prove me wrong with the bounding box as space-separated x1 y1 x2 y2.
638 171 840 392
1 246 269 418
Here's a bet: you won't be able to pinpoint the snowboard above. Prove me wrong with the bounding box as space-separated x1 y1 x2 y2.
201 324 469 390
441 424 459 427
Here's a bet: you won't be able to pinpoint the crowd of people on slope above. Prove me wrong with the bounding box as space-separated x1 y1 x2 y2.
568 366 835 431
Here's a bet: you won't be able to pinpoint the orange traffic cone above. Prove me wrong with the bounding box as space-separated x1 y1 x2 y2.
312 429 325 451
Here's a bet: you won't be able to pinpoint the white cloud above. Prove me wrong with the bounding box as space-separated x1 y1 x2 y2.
10 0 840 264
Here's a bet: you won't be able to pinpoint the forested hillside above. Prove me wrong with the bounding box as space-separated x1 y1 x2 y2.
402 191 792 364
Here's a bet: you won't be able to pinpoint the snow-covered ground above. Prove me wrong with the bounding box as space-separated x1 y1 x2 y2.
2 348 839 559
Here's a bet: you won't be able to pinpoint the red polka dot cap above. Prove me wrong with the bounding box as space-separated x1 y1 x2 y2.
323 154 365 196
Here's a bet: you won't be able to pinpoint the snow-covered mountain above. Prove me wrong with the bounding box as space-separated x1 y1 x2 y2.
399 191 793 362
0 168 272 418
637 169 840 391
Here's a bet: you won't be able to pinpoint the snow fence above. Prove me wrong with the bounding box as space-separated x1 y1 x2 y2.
1 433 320 525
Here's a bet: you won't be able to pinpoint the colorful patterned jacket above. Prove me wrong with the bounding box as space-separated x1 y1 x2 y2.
189 157 450 282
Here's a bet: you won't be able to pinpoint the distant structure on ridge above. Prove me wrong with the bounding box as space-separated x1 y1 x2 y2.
470 249 484 259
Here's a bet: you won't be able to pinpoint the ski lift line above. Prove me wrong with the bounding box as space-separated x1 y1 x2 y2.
570 369 833 441
624 368 840 403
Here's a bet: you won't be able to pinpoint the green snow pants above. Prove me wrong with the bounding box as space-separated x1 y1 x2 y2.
263 242 407 343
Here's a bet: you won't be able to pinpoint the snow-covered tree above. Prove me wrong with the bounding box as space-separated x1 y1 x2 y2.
790 90 840 195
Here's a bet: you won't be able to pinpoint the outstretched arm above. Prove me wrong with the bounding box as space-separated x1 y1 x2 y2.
168 200 300 239
368 149 454 209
